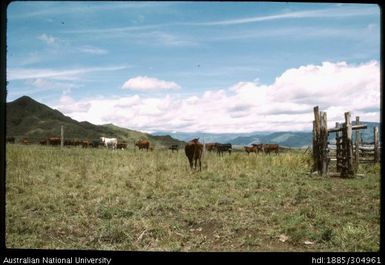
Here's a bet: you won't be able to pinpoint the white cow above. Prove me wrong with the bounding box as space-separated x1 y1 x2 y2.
100 137 118 150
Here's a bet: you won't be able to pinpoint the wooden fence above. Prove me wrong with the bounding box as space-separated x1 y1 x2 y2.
312 106 380 178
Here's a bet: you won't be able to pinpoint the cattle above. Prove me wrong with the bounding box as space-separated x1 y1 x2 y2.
117 142 127 150
100 137 118 150
216 143 232 156
205 143 217 152
64 139 74 146
40 139 48 145
135 140 150 151
20 138 30 145
244 145 257 155
169 144 179 152
73 139 82 147
263 144 279 155
81 140 90 148
91 139 101 148
252 144 264 153
48 137 61 146
185 138 203 171
6 137 15 144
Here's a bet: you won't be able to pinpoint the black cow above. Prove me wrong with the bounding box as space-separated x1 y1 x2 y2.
169 144 179 152
6 137 15 144
91 139 101 148
216 143 232 156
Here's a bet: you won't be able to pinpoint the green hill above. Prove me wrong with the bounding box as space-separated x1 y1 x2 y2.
6 96 185 148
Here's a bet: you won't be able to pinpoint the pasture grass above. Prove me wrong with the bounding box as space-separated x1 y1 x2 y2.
5 144 380 251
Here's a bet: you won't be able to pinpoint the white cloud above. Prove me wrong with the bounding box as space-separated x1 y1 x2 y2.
37 33 57 44
7 65 127 81
193 6 378 26
78 46 108 54
53 61 380 133
122 76 181 91
29 78 79 91
57 94 91 114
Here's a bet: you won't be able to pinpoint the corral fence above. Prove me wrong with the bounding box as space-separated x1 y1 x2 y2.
312 106 380 178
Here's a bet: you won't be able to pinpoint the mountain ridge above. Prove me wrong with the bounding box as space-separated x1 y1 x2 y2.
6 96 185 147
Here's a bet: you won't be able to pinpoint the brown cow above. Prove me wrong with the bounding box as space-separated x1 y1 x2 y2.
185 138 203 171
205 143 217 152
244 145 257 155
81 140 90 148
64 139 75 146
135 140 150 151
20 138 30 145
48 137 61 146
252 144 264 153
263 144 279 155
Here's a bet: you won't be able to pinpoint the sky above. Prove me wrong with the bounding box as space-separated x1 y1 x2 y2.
6 2 381 133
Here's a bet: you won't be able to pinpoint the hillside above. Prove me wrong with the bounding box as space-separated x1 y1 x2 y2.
6 96 184 147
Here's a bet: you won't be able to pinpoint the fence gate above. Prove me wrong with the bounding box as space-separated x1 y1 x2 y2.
312 106 369 178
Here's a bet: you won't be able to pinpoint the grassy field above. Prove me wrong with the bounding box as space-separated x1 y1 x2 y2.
5 144 380 251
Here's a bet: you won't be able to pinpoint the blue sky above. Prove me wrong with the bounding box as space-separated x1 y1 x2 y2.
6 2 380 133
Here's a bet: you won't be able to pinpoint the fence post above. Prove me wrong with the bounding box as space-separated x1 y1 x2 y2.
374 127 379 163
354 116 360 172
343 112 354 177
320 111 328 175
335 122 341 173
313 106 320 173
60 125 64 148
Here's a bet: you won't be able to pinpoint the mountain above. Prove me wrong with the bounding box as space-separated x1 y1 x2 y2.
153 130 313 147
231 131 313 148
6 96 184 147
151 131 271 143
155 121 381 148
329 121 382 144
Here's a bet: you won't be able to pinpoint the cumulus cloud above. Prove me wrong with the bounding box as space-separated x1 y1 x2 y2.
37 33 57 45
54 61 380 133
121 76 181 91
57 94 91 114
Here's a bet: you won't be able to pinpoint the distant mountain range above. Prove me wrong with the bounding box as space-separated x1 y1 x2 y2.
151 131 272 143
153 131 313 148
6 96 184 147
7 96 380 148
154 122 381 148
